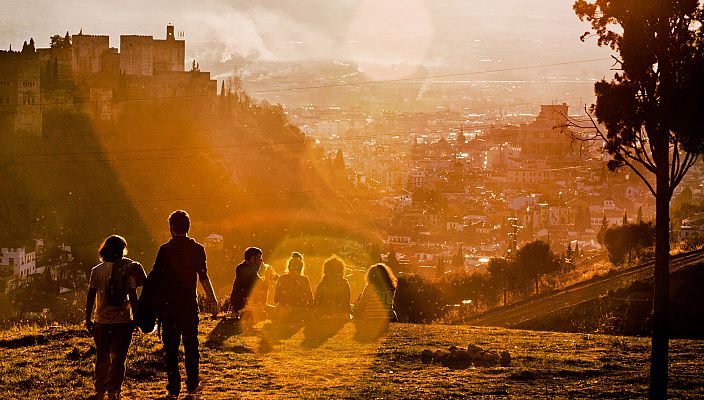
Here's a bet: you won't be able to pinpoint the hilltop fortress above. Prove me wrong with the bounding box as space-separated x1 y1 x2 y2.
0 25 216 136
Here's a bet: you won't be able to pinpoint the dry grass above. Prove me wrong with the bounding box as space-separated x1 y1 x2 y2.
555 254 612 290
1 317 703 399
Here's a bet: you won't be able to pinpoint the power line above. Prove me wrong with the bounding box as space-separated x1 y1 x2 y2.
247 58 611 94
0 120 588 163
0 160 605 207
0 110 599 164
0 93 596 143
2 189 336 207
2 57 608 110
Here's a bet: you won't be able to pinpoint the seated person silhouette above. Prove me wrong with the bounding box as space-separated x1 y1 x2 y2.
229 247 266 320
271 252 313 322
313 255 352 319
353 263 397 340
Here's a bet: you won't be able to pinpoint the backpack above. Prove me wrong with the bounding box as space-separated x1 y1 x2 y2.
136 267 165 334
106 258 133 307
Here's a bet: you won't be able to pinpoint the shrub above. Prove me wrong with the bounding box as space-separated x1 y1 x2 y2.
395 274 447 323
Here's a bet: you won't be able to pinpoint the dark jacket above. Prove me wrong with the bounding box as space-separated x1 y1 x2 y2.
229 261 263 312
152 236 208 317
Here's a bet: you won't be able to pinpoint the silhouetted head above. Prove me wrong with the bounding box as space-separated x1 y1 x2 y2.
169 210 190 236
99 235 128 262
366 263 397 292
287 252 304 275
244 247 263 265
323 255 345 279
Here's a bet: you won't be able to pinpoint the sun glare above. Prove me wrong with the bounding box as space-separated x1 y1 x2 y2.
345 0 433 80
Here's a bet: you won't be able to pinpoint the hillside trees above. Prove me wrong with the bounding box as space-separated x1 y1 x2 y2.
574 205 592 232
573 1 704 397
597 215 608 245
487 257 514 306
395 274 446 323
515 240 563 295
333 148 345 173
603 222 656 266
412 188 446 212
486 240 566 303
396 240 570 322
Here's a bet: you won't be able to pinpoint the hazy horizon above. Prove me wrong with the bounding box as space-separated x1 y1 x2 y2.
2 1 613 84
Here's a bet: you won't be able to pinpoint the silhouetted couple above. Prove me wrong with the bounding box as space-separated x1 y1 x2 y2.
85 210 218 400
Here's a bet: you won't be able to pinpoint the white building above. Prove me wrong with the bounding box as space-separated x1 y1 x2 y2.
1 247 38 278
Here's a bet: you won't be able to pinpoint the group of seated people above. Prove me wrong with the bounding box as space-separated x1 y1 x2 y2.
228 248 397 338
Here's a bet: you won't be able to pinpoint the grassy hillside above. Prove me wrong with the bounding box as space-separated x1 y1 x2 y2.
1 319 703 399
515 260 704 337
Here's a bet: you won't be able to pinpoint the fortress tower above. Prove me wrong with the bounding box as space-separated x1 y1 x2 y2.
71 33 109 75
0 40 42 136
121 25 185 76
0 25 213 135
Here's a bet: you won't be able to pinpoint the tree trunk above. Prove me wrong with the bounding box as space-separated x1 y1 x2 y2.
650 148 671 400
534 278 539 296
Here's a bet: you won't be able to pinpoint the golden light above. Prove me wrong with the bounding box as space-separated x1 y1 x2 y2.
345 0 434 80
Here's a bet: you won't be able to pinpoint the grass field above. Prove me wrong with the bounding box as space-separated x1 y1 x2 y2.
1 316 703 399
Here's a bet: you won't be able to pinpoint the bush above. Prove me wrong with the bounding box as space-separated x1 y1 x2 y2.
395 274 447 323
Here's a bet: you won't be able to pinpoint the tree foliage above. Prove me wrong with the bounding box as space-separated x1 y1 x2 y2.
603 222 656 265
49 32 71 48
394 274 446 323
574 205 592 232
441 271 495 310
515 240 562 295
597 215 608 245
411 189 446 212
487 257 515 306
333 148 345 172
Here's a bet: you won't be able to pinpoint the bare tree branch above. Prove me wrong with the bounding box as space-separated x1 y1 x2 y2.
673 153 698 189
564 108 657 196
636 127 656 170
670 140 680 185
620 156 657 197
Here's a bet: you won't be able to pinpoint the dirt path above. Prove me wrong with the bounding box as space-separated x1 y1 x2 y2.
467 249 704 328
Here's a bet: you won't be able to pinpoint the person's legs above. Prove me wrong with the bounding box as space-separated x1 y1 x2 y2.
93 323 111 396
106 323 133 397
161 319 182 396
182 313 200 392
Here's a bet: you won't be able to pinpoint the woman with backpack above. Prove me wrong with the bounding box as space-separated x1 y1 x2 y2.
85 235 146 400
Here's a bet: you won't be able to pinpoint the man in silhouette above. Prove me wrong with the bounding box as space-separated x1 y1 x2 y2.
154 210 218 398
229 247 266 318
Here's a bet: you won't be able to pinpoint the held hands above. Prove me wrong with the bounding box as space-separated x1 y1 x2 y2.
85 319 94 335
208 296 219 317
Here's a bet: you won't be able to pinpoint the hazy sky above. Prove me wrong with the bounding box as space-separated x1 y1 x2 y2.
1 1 612 79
